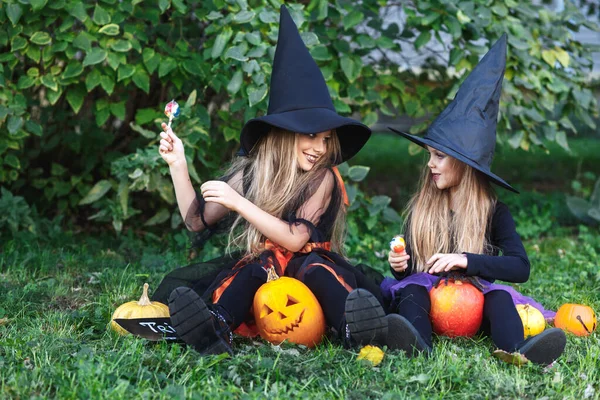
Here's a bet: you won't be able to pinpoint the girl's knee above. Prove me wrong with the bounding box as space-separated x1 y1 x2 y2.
484 290 513 306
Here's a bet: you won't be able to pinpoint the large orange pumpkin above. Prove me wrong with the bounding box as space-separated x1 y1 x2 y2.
253 269 326 347
554 303 596 337
429 279 484 337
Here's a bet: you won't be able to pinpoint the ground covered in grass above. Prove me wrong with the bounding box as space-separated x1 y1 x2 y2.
1 224 598 398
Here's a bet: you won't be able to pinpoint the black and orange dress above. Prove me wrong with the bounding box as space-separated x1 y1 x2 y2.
151 167 382 338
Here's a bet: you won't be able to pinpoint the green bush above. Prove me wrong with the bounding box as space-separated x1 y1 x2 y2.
0 0 597 234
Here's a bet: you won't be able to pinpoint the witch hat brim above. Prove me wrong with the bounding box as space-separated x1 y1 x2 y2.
242 108 370 162
389 127 518 193
239 5 371 162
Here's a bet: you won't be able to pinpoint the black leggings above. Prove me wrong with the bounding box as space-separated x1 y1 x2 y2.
394 284 524 351
216 264 350 332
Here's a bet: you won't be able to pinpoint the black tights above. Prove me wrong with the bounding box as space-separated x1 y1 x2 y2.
216 264 350 332
394 284 525 351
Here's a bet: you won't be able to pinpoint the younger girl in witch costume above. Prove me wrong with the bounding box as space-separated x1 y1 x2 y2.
153 6 397 355
381 34 566 365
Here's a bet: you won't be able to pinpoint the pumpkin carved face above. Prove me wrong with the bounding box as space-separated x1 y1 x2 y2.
253 277 326 347
554 303 596 337
429 279 484 338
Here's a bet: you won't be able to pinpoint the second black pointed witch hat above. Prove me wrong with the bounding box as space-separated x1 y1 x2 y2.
239 5 371 162
390 34 517 193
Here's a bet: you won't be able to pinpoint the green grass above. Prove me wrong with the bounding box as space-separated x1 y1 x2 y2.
1 226 599 399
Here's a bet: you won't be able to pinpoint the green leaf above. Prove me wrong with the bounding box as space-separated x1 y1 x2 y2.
145 208 170 226
363 111 378 126
117 64 135 81
107 52 121 70
340 56 361 83
211 28 232 59
159 0 170 13
41 75 58 91
555 131 570 152
99 24 120 36
62 62 84 79
110 101 126 120
310 45 332 61
245 32 260 45
25 121 43 137
554 48 570 68
135 108 161 125
6 4 23 26
7 116 24 135
158 57 177 78
132 67 150 94
348 165 370 182
118 179 129 217
300 32 319 46
46 88 63 105
111 40 132 52
4 154 21 170
541 49 556 67
30 32 52 46
93 4 111 25
96 108 110 126
491 4 508 17
224 46 248 62
11 36 28 52
449 47 463 66
17 76 36 90
73 33 92 52
343 11 363 30
69 2 88 22
83 48 107 66
66 85 86 114
456 10 471 24
129 122 156 139
85 69 102 92
143 48 160 74
100 75 115 95
414 31 431 50
30 0 48 11
185 90 197 108
247 84 268 107
79 180 112 205
227 70 243 94
233 10 255 24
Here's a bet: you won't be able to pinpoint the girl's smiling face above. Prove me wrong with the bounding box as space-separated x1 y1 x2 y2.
296 131 331 171
426 146 462 190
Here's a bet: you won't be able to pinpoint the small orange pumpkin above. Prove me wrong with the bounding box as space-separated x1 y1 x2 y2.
516 304 546 338
554 303 596 337
429 279 484 338
253 268 326 347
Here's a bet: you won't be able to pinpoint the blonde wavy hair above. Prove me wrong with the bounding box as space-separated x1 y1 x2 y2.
405 155 497 272
224 128 346 256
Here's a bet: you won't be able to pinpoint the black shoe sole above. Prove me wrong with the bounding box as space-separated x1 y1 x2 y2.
345 289 387 346
386 314 431 356
518 328 566 365
168 287 233 356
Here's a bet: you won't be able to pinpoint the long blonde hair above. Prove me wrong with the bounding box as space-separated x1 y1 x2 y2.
405 155 497 272
225 128 346 256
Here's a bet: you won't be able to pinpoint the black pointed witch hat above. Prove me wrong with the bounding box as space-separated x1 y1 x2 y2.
239 5 371 162
390 34 517 193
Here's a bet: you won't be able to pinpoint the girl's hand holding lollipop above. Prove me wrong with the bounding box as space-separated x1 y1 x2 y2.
388 234 410 273
159 100 185 167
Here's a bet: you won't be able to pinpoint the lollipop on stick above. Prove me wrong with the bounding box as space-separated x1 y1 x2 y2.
164 100 180 128
390 235 406 253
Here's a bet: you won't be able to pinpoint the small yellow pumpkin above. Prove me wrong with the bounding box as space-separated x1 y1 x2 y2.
253 268 326 348
516 304 546 338
110 283 170 335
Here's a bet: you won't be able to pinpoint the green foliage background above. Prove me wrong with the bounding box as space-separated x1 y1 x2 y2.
0 0 598 234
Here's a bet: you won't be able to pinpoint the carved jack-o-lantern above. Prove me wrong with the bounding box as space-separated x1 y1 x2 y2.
253 270 326 348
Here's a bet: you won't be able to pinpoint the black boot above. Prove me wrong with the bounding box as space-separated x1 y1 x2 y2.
516 328 566 365
343 289 388 347
168 287 233 356
386 314 432 356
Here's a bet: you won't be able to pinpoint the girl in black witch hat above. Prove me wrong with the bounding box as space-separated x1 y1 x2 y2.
381 34 567 365
152 5 398 355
